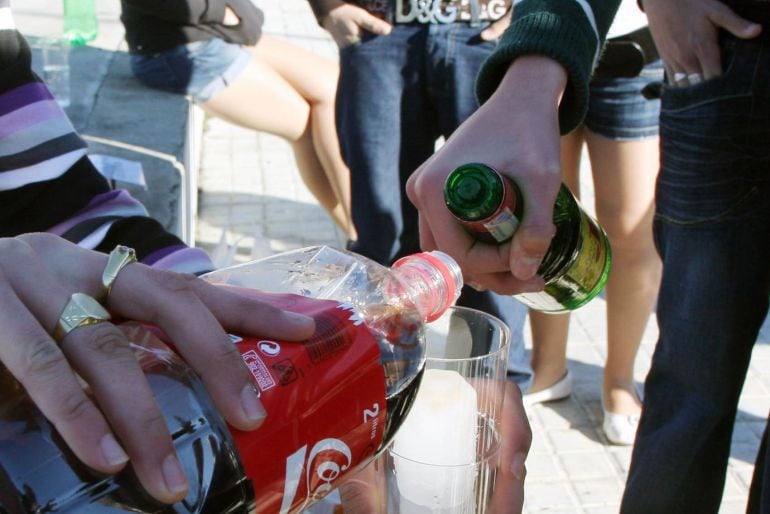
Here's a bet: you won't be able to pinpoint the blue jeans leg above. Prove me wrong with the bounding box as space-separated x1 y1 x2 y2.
621 32 770 514
335 24 532 388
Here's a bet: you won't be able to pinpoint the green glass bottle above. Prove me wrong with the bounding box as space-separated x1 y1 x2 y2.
63 0 98 46
443 163 612 313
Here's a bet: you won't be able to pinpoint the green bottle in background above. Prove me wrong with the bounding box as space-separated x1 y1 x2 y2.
63 0 98 46
443 162 612 313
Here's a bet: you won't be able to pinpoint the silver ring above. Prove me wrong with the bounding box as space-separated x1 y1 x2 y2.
673 72 688 83
687 73 703 85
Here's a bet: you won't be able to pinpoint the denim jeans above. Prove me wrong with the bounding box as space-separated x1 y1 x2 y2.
336 23 531 386
621 30 770 514
130 39 250 103
583 60 663 140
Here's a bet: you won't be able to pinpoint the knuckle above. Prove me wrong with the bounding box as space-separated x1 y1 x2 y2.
84 324 132 359
211 341 243 367
23 337 67 379
152 269 199 296
136 407 169 435
56 391 95 423
0 238 35 267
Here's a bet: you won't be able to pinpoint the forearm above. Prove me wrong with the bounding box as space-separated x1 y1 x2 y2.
477 0 621 133
307 0 342 24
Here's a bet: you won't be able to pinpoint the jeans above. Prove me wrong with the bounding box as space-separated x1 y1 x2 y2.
336 23 531 387
130 38 250 103
584 60 663 140
621 30 770 514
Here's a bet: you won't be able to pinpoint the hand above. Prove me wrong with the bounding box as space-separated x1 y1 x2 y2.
336 381 531 513
642 0 761 85
480 7 511 41
0 233 315 504
318 0 392 48
489 380 531 513
223 6 240 26
406 56 567 294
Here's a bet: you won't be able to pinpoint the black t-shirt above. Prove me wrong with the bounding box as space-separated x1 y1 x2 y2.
121 0 265 55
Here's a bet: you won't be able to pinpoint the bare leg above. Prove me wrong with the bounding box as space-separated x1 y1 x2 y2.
200 35 355 238
527 129 584 392
585 130 661 416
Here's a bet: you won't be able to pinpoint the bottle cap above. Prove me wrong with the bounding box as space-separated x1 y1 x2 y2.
444 163 506 221
393 251 463 322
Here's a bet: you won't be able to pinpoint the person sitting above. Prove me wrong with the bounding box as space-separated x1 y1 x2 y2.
120 0 356 241
0 4 314 503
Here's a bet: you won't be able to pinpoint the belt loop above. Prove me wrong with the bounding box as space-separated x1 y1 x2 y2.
469 0 481 26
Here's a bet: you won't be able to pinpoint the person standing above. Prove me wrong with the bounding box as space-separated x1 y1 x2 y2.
523 0 663 447
620 0 769 511
308 0 533 387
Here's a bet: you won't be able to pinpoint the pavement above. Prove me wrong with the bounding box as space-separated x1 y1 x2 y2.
15 1 770 513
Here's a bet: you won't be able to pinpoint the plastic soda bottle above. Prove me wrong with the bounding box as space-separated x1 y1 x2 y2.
0 246 463 513
63 0 98 46
444 162 611 312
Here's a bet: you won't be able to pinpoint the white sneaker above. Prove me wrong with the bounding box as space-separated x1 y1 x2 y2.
602 409 640 446
523 371 572 406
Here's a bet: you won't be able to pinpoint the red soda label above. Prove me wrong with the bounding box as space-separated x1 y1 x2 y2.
230 294 386 513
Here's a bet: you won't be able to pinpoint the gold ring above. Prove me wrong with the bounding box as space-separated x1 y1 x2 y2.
101 245 137 302
54 293 112 342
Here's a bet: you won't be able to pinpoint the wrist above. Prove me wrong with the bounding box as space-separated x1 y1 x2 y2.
496 56 567 108
308 0 340 25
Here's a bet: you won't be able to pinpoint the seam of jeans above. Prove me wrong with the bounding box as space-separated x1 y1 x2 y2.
654 185 761 226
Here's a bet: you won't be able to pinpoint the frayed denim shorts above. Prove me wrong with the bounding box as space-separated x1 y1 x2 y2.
583 60 664 140
129 38 251 103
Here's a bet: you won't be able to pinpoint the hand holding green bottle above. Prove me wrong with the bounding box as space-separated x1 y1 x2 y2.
444 163 612 312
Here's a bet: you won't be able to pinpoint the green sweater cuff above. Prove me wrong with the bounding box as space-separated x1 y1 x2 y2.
476 12 598 134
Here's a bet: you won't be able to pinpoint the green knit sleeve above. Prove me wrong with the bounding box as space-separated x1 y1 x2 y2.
476 0 620 134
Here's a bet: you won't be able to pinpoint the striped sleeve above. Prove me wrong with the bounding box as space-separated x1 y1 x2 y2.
0 26 213 275
476 0 621 134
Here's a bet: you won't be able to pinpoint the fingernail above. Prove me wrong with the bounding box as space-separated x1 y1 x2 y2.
285 311 315 326
511 452 527 480
162 453 189 495
515 257 541 278
241 384 267 423
100 433 129 466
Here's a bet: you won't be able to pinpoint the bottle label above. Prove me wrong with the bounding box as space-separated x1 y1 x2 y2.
516 211 610 311
229 294 386 514
483 207 520 242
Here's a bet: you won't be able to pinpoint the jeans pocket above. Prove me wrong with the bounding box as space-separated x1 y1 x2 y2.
660 35 754 113
655 34 765 226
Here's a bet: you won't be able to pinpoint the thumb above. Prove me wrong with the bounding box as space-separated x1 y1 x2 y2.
480 12 511 41
357 11 393 35
710 6 762 39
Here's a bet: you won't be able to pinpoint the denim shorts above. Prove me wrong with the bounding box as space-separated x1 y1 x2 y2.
129 38 251 103
583 60 664 140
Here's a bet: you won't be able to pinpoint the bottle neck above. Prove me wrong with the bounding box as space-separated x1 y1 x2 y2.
392 251 463 322
444 163 512 221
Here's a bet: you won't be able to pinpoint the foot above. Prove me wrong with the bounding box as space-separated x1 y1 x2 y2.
602 409 640 446
602 383 642 446
602 383 642 416
523 370 572 406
